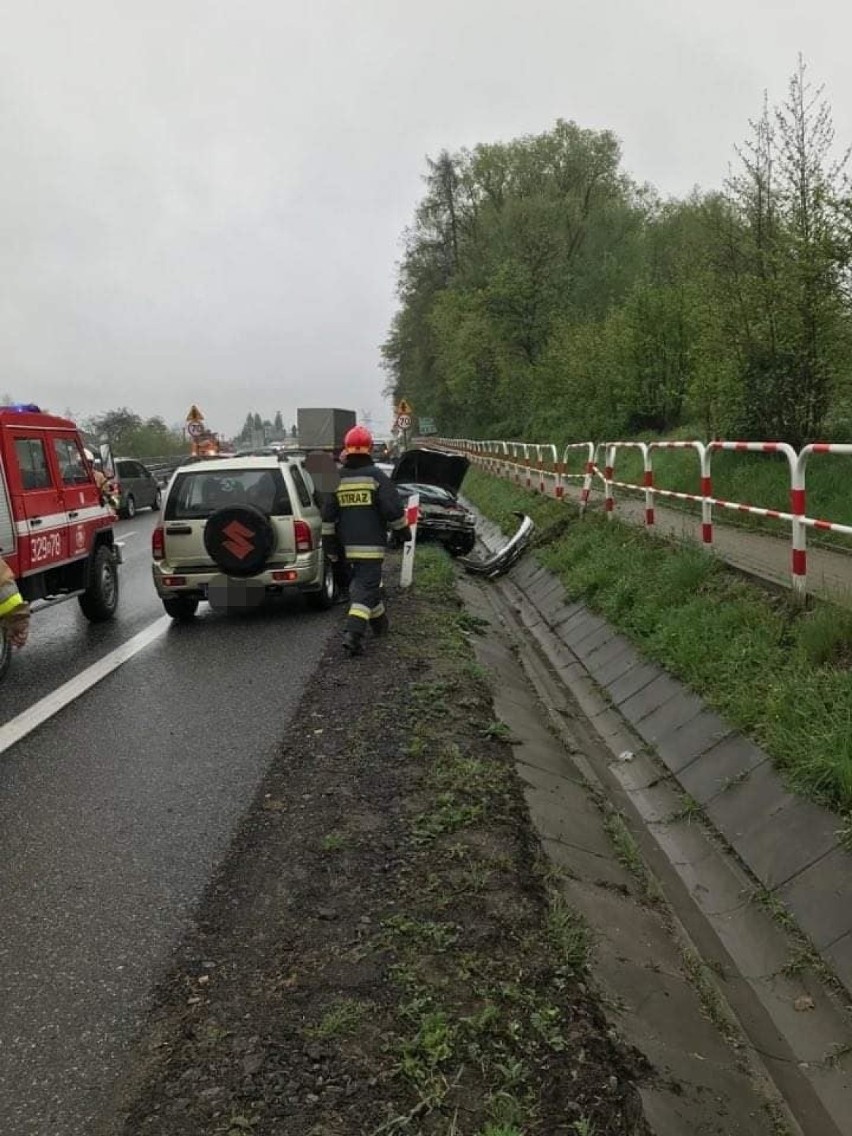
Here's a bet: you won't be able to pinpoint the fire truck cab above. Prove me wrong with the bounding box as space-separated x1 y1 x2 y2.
0 404 122 678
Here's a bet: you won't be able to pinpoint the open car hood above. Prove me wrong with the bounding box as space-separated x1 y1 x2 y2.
391 448 470 493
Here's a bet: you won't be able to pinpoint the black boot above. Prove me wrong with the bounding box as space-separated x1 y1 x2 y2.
342 630 365 656
370 612 390 637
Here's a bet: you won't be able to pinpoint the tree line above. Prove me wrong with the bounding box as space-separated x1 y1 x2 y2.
382 59 852 449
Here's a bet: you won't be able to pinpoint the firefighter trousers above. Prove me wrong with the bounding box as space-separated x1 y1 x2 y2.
345 558 385 639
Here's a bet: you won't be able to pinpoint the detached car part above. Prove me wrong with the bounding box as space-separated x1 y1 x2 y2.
459 512 534 579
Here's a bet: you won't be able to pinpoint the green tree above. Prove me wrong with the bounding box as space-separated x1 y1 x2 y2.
87 408 143 448
718 59 850 445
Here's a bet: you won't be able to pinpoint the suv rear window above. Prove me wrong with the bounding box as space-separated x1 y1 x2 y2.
165 469 292 519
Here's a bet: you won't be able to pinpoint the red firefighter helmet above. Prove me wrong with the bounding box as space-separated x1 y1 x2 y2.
343 425 373 454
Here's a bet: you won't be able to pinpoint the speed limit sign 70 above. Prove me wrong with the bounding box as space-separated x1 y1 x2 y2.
187 421 205 438
397 413 412 431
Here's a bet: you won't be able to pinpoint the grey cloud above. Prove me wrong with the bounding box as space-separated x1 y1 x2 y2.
1 0 850 434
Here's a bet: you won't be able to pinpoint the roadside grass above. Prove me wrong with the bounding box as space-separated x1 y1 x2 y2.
364 542 644 1134
463 468 852 814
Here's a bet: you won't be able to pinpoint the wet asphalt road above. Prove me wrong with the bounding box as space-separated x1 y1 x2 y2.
0 510 339 1134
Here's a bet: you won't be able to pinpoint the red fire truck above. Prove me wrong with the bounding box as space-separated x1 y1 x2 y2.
0 403 122 679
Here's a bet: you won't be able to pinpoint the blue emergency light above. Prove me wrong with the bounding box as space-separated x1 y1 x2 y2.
1 403 42 413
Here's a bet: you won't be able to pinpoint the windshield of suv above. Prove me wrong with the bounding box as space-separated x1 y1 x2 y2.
165 468 292 519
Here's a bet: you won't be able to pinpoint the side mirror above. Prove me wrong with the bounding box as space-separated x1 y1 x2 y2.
99 443 116 479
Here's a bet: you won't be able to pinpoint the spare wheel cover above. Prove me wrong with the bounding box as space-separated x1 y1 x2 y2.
204 505 276 577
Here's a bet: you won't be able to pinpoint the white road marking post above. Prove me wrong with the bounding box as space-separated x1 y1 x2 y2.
0 617 170 755
400 494 420 589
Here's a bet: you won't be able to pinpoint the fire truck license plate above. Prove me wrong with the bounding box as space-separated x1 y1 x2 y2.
30 532 63 562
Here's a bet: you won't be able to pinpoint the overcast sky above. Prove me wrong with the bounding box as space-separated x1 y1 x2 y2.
2 1 850 437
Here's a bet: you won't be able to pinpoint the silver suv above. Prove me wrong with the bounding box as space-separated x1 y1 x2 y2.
151 453 335 620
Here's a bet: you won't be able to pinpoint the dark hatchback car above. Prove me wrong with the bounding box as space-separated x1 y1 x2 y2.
390 447 476 556
113 457 162 518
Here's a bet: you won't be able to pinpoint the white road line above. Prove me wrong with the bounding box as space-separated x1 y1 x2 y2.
0 617 171 755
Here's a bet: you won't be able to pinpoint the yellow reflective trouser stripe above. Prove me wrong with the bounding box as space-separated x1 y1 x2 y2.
344 545 386 559
321 522 336 535
389 516 408 530
370 602 385 618
349 603 371 620
0 591 24 618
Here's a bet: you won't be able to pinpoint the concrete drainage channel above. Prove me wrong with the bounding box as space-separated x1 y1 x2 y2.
457 511 852 1135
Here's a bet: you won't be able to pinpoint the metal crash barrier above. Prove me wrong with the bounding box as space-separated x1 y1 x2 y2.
435 433 852 601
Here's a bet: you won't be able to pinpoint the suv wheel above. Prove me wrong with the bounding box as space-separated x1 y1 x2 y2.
307 555 336 610
78 545 120 622
0 625 11 682
163 595 199 621
152 488 162 511
123 494 136 519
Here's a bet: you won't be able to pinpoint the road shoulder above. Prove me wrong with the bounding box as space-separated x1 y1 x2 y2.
101 549 650 1136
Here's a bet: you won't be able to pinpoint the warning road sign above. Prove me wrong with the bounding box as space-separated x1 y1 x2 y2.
396 398 413 417
186 404 204 423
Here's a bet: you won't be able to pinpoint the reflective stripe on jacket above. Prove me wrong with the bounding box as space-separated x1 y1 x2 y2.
321 463 407 560
0 556 25 619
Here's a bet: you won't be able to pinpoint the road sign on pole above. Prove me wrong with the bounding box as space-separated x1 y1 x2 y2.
397 413 412 431
187 421 205 438
186 404 204 423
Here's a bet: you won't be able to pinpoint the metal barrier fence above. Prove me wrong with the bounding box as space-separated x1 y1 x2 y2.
435 435 852 600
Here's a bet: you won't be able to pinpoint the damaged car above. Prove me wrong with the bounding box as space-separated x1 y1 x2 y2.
390 447 477 557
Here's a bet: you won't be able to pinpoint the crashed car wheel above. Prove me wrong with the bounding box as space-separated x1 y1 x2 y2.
204 505 276 578
443 532 476 557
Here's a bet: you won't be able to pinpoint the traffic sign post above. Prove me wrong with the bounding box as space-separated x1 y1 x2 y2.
395 400 414 449
187 421 205 438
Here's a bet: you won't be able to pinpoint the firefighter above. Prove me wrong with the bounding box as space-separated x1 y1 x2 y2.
0 556 30 649
84 449 107 489
322 425 411 656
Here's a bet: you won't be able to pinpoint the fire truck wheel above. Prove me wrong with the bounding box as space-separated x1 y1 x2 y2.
204 505 275 578
162 595 199 621
78 545 120 622
0 625 10 681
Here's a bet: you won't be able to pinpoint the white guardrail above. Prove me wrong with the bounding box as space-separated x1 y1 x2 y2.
434 436 852 600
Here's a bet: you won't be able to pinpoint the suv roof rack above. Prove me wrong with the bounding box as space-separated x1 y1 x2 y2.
232 447 293 460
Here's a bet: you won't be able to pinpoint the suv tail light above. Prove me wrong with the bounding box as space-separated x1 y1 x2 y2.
294 519 313 552
152 525 165 561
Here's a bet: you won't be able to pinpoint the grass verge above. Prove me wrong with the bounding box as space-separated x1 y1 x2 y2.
464 467 852 815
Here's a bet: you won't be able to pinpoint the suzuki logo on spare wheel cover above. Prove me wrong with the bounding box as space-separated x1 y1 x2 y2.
205 504 275 576
223 519 255 560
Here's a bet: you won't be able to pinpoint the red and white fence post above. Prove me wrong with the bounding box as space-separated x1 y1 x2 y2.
647 441 711 544
560 443 596 512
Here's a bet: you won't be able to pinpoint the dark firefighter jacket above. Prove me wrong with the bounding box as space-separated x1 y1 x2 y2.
321 461 409 559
